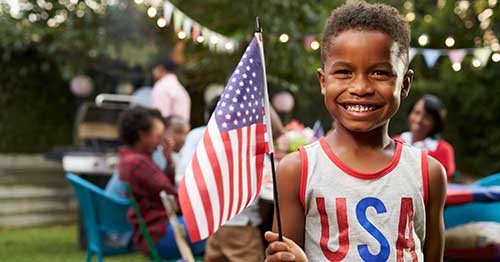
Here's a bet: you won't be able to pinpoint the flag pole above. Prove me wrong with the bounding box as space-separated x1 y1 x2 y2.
255 16 284 242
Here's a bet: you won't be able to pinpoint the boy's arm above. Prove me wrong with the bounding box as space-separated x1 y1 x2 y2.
424 156 447 261
265 151 307 262
272 151 305 246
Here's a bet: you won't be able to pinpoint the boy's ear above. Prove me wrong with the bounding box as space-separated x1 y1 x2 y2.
400 69 414 99
317 68 326 95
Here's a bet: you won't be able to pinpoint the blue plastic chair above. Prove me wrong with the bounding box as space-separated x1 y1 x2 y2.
66 173 135 262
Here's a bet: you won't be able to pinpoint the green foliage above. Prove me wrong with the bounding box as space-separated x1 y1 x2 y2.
0 0 499 176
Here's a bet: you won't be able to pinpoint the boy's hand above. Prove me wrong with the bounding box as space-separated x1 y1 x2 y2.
264 231 307 262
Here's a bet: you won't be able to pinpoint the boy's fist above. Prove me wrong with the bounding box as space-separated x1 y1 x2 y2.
264 231 307 262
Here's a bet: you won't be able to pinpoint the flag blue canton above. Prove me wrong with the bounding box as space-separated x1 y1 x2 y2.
215 37 265 132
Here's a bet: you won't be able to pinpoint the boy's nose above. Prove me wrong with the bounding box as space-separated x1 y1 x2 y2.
348 77 374 97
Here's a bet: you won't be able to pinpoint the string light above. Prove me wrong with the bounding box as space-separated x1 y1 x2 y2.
210 35 219 44
418 34 429 46
134 0 143 4
424 14 433 23
406 12 416 22
452 63 462 71
445 36 455 47
225 42 234 51
156 17 166 28
147 7 157 18
279 33 289 43
177 31 186 39
472 58 481 68
310 41 320 50
196 35 204 43
492 53 500 63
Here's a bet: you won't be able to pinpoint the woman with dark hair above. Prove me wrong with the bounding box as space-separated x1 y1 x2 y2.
117 107 204 259
398 94 456 181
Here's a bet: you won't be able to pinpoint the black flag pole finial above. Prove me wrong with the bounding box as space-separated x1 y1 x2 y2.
255 16 262 33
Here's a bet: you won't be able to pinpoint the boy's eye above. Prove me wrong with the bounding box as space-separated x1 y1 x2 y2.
371 70 392 79
333 70 352 78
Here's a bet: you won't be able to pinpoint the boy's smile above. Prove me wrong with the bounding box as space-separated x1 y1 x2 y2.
317 29 412 133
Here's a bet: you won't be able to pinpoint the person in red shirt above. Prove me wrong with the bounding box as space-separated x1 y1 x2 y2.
397 94 456 181
117 107 204 259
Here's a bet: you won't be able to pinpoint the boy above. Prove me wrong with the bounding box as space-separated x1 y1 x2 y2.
264 2 446 261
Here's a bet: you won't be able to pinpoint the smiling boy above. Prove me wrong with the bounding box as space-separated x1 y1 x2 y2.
264 2 446 261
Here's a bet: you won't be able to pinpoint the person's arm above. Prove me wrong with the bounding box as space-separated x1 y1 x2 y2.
265 152 307 262
131 158 177 196
423 156 447 261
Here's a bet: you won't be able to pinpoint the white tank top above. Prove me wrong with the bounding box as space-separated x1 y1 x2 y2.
299 138 428 262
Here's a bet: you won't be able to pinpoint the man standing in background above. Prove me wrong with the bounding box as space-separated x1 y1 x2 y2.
151 57 191 122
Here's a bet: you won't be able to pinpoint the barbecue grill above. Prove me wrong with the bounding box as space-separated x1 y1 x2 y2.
62 94 132 178
61 94 132 249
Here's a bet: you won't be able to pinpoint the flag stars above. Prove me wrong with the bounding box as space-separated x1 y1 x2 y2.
249 80 253 85
228 86 233 90
225 114 231 120
250 94 254 99
229 105 235 111
237 111 241 117
221 102 226 107
235 69 240 74
245 110 249 115
249 58 254 63
246 66 251 71
240 104 245 109
239 81 244 87
232 98 238 103
246 88 250 92
222 122 227 128
233 120 239 125
243 73 247 79
225 94 230 98
242 118 247 123
218 110 223 115
236 89 241 95
232 78 236 83
252 72 256 77
243 95 247 101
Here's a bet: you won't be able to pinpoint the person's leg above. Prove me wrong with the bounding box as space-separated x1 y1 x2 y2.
155 223 181 259
219 226 265 262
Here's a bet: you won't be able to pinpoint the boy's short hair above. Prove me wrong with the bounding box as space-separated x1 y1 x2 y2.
118 107 164 146
321 2 410 67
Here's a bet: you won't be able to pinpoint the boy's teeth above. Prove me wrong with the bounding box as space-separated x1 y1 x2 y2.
346 104 376 112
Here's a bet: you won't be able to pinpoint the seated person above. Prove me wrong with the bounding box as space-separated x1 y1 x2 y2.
117 107 204 259
397 94 456 181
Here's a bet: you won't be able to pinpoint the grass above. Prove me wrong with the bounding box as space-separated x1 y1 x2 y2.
0 224 146 262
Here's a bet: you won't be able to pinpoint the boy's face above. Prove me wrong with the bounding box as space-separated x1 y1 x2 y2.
317 29 413 133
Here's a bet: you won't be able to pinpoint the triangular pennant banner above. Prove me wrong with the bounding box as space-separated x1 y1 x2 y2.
409 48 418 63
183 17 193 38
447 49 467 65
163 1 174 25
422 49 442 68
173 9 183 32
474 48 492 68
192 23 201 40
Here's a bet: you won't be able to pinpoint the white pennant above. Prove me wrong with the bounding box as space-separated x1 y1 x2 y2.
163 1 174 25
474 48 493 68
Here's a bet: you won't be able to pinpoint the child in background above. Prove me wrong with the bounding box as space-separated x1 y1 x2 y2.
264 2 447 261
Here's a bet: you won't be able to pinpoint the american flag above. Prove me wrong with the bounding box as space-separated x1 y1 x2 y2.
178 34 272 242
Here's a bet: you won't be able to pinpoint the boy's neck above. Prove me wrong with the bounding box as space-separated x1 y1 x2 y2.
330 125 393 150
